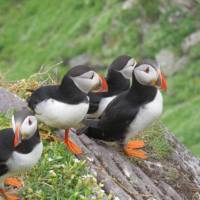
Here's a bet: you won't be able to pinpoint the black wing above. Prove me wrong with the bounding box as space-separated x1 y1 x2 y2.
87 92 104 114
85 92 139 141
0 129 15 163
0 164 8 176
27 85 58 111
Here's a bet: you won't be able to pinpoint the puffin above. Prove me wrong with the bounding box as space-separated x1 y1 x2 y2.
27 65 108 155
87 55 137 119
0 108 43 200
82 60 167 159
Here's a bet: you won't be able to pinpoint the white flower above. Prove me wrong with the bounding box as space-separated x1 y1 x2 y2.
49 170 57 177
74 158 80 163
48 158 53 162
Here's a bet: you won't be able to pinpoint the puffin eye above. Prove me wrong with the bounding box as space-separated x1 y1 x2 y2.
145 67 150 73
28 118 32 126
90 73 94 79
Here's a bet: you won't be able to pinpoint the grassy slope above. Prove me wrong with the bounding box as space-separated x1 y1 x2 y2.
0 0 199 153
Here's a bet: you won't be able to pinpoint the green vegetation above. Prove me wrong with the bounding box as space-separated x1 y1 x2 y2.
21 142 104 200
1 0 199 79
163 67 200 155
0 1 200 197
142 122 172 160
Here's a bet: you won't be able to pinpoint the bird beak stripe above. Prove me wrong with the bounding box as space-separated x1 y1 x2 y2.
14 124 20 147
98 75 108 92
158 69 167 91
92 75 108 93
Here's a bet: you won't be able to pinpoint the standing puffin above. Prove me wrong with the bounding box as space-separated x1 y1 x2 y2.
0 108 42 200
27 65 108 155
83 60 167 159
87 55 137 119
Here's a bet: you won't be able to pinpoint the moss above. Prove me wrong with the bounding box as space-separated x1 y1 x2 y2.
137 122 172 160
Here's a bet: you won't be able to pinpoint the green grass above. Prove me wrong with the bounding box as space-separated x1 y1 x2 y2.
21 142 104 200
1 0 199 79
162 60 200 155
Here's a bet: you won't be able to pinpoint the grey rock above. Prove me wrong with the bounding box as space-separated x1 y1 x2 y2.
156 49 188 76
122 0 137 10
156 49 175 76
77 124 200 200
0 88 27 113
174 56 189 72
168 0 196 9
181 30 200 53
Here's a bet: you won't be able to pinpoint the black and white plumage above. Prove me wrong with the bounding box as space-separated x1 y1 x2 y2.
27 65 108 155
0 108 42 199
87 55 136 119
83 60 167 158
28 65 107 129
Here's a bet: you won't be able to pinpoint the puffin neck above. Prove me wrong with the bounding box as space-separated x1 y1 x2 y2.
59 75 87 104
128 73 157 103
15 129 40 154
106 70 130 94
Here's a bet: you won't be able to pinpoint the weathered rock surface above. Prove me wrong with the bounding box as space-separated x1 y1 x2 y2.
181 30 200 53
1 89 200 200
76 126 200 200
0 88 27 113
156 49 188 76
168 0 197 10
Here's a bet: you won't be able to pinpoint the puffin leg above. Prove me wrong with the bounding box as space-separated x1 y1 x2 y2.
0 189 19 200
64 129 83 155
4 177 24 188
124 140 147 159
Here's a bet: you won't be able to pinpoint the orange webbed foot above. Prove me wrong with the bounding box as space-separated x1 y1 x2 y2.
0 189 19 200
4 177 24 189
64 129 83 155
124 140 147 159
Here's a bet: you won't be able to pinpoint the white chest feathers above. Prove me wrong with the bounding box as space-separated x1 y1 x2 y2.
6 142 43 173
87 96 116 119
35 99 89 129
126 90 163 142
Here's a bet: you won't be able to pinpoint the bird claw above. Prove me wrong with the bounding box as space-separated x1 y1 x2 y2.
124 140 147 159
4 177 24 189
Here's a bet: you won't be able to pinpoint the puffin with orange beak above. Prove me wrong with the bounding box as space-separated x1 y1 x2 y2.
82 60 167 159
28 65 108 155
0 108 43 200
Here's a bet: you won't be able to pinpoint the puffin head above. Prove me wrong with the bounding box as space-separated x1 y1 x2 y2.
109 55 137 79
12 108 38 147
133 59 167 91
68 65 108 93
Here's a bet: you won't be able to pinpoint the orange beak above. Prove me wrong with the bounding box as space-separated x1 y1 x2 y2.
98 75 108 92
14 124 20 147
92 75 108 93
158 69 167 91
